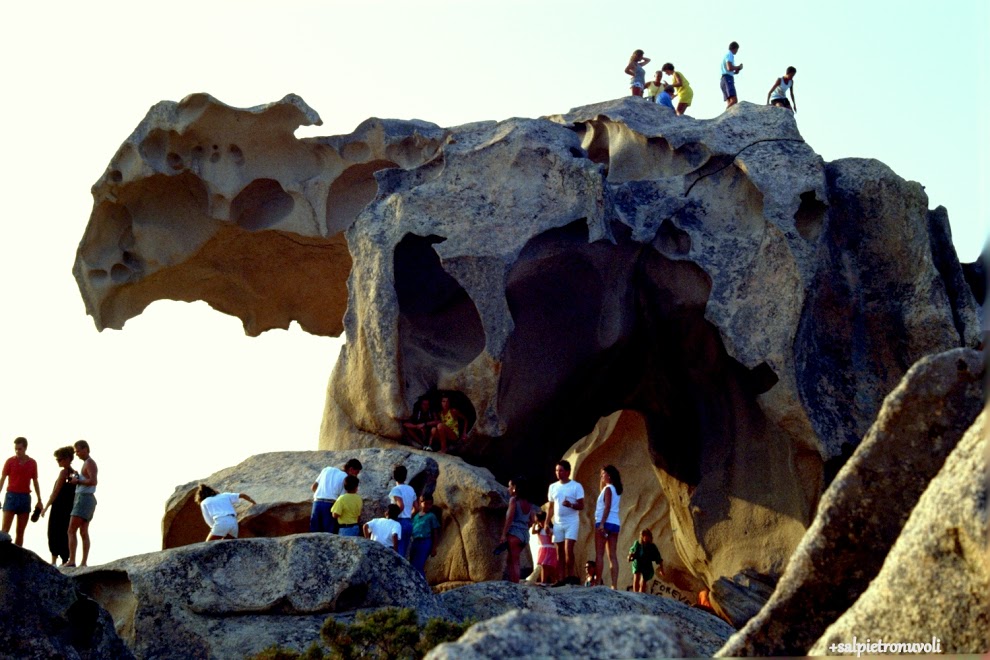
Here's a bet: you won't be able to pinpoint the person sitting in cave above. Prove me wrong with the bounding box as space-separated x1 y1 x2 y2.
427 395 468 453
401 398 438 449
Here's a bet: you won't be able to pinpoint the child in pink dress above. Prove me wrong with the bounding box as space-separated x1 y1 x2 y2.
531 511 557 585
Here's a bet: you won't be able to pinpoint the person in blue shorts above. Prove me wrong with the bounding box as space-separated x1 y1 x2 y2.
721 41 744 109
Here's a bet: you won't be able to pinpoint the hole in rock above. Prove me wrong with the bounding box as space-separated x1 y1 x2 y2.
110 170 123 183
209 152 221 164
231 178 294 231
474 219 799 505
569 147 585 159
394 234 485 385
334 583 370 611
794 191 826 241
228 144 245 165
654 219 691 256
110 263 131 283
326 159 397 234
166 152 183 170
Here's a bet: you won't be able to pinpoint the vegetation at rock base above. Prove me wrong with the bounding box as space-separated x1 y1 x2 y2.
248 608 474 660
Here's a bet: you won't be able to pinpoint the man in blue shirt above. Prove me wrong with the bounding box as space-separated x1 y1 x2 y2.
721 41 744 109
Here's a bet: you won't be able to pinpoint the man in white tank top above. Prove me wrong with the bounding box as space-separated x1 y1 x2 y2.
767 66 797 112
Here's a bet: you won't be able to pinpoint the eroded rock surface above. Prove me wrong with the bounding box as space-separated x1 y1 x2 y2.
809 409 989 655
72 534 444 659
77 95 980 592
163 448 509 584
426 609 727 660
718 347 986 656
0 534 133 659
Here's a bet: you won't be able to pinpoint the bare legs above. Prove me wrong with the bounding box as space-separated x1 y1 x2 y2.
555 539 576 581
594 527 619 588
506 535 525 583
676 103 690 116
2 510 29 547
430 425 457 453
67 515 90 567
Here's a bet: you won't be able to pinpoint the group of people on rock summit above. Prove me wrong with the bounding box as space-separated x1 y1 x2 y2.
1 437 99 568
625 41 797 115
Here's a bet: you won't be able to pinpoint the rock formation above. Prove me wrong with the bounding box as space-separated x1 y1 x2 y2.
72 534 445 659
76 94 981 594
427 609 727 659
718 347 986 656
162 448 510 585
1 532 133 659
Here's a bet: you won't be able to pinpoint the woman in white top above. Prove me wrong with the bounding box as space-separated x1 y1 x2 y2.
593 465 623 588
196 484 256 541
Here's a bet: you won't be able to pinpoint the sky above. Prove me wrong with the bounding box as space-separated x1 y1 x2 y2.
0 1 986 566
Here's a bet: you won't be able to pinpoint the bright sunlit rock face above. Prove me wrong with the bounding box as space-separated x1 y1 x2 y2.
76 94 981 592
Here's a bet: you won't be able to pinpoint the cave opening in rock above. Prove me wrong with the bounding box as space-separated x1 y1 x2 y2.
479 219 796 515
231 178 294 231
326 159 398 234
393 234 486 399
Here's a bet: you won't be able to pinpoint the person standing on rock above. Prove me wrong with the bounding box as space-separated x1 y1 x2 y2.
364 503 402 552
311 457 362 533
409 494 441 577
628 528 664 593
1 437 43 547
531 511 557 585
39 446 76 565
625 50 651 97
593 465 623 589
721 41 744 109
546 460 584 585
661 63 694 116
196 484 257 541
330 475 362 537
66 440 97 566
389 465 417 558
766 66 797 112
500 476 535 583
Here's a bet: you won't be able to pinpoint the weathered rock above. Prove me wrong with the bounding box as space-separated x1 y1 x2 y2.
74 93 445 337
438 581 733 653
718 347 985 656
0 535 133 659
709 569 776 628
810 409 990 655
427 608 730 659
162 447 509 584
563 409 702 596
77 95 980 591
72 533 445 659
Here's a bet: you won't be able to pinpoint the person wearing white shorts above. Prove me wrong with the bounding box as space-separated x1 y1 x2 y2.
196 484 256 541
546 460 584 585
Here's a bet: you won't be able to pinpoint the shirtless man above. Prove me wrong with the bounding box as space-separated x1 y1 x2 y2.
66 440 98 567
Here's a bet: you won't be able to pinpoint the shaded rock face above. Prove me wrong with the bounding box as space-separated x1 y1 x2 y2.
0 536 133 660
162 448 509 584
426 609 725 660
809 409 989 655
72 534 445 660
718 347 986 656
437 581 733 654
77 95 979 589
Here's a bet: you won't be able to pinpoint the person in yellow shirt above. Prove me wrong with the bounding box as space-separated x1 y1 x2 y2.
330 475 362 537
661 63 693 116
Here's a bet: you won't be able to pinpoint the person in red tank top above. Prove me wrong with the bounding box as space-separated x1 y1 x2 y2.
1 436 42 546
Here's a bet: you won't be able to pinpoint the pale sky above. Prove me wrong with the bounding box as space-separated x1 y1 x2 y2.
1 1 986 565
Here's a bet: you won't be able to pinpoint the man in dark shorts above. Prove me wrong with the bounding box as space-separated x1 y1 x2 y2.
721 41 744 108
1 437 42 546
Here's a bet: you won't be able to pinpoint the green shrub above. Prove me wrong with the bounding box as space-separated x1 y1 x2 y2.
248 607 473 660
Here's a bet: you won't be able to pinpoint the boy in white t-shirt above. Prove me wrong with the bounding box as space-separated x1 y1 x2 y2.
546 460 584 585
363 503 402 552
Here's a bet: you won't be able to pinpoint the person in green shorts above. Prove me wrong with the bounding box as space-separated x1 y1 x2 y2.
628 528 664 593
